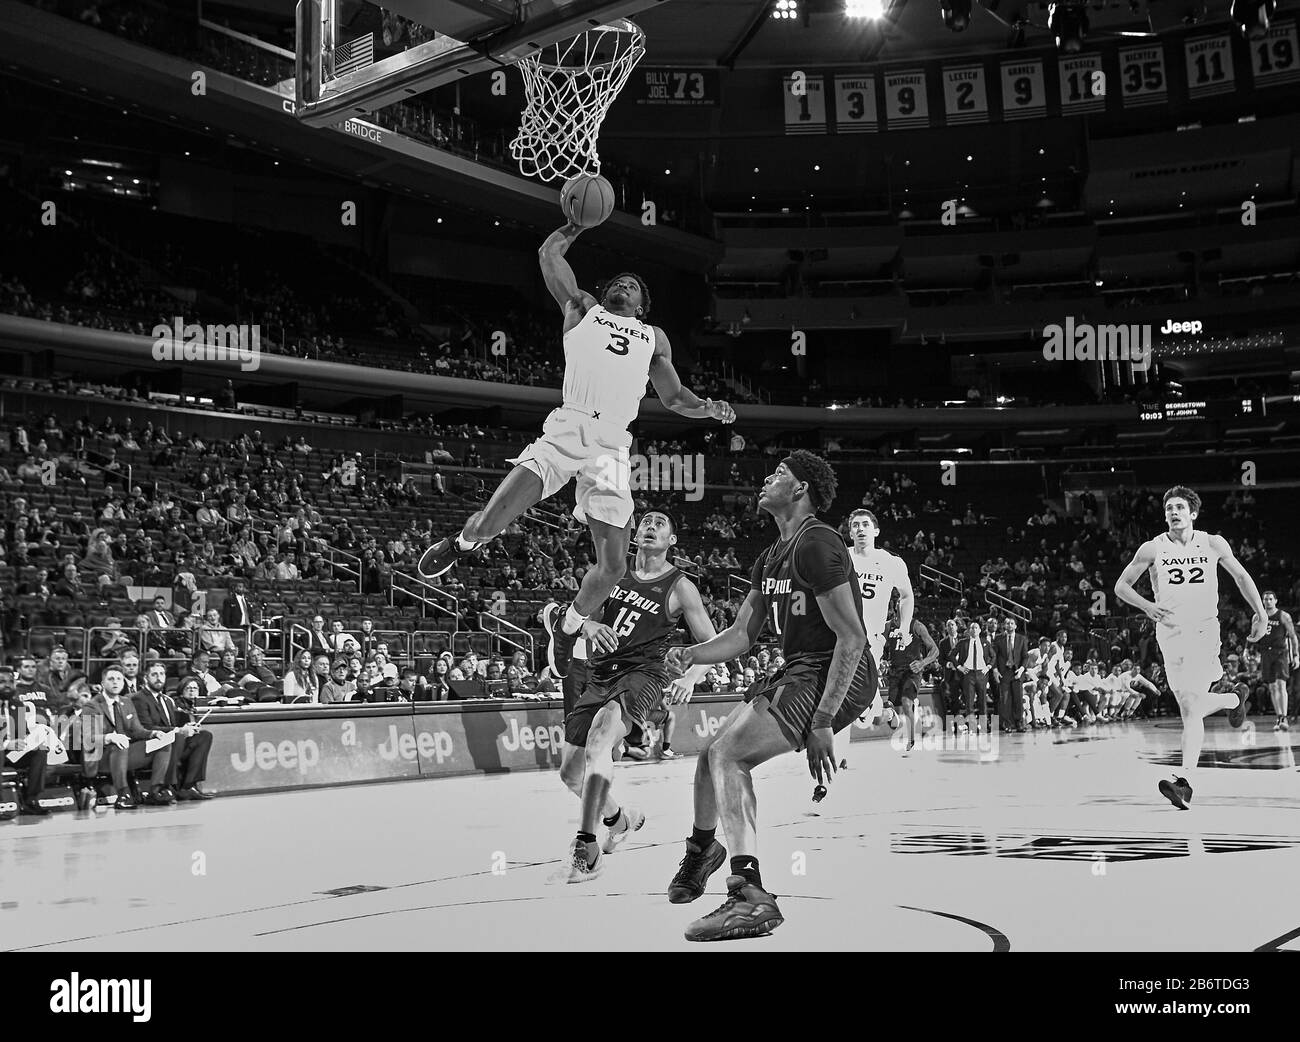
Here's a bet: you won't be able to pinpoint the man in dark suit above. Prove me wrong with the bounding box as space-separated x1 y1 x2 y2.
994 616 1029 731
78 665 174 808
951 621 995 734
145 595 186 657
220 580 256 643
937 619 961 728
133 662 214 800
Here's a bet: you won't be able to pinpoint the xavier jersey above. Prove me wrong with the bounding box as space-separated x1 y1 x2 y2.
562 305 656 430
1148 530 1222 627
751 517 865 664
849 547 909 650
1259 610 1291 656
590 565 685 680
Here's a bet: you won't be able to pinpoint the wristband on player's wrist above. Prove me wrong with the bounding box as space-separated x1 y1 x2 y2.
811 713 833 731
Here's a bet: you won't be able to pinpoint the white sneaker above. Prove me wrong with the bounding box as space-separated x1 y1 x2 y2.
659 748 682 760
548 838 603 884
600 807 646 854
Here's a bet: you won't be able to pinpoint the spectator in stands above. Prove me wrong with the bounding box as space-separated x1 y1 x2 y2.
222 580 255 631
188 650 224 698
135 661 214 800
36 646 84 705
198 608 238 656
305 615 332 655
242 646 280 692
422 657 453 700
394 668 419 702
80 664 174 808
320 660 355 704
80 529 116 578
117 648 144 696
283 650 319 703
274 553 299 580
211 648 241 688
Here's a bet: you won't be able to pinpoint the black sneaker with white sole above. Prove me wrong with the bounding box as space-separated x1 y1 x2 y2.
1158 775 1193 810
1228 690 1249 728
542 601 578 679
417 536 476 580
667 838 728 904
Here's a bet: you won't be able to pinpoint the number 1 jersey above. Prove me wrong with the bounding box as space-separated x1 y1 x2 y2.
751 517 866 665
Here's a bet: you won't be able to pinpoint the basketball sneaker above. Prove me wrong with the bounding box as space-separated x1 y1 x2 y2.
600 807 645 854
1228 690 1249 728
548 837 603 884
659 748 682 760
1280 719 1291 732
667 838 727 904
417 536 477 580
542 602 579 679
1158 775 1193 811
684 875 785 942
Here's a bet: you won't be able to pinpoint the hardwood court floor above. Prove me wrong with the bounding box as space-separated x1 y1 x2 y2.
3 720 1297 951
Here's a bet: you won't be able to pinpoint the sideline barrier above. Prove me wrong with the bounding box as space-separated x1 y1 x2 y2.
201 691 934 795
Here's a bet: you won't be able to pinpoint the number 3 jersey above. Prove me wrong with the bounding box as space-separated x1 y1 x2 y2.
562 304 656 430
590 565 686 681
751 517 866 667
1148 529 1222 627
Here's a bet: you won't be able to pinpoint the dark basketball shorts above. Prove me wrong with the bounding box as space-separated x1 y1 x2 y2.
561 656 590 720
564 665 669 747
1261 653 1291 683
743 649 878 752
886 670 920 704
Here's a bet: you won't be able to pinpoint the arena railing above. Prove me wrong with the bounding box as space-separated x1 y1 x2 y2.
726 573 751 602
391 570 458 632
84 627 146 681
249 625 288 675
328 546 363 593
476 613 536 672
919 564 964 596
984 590 1032 625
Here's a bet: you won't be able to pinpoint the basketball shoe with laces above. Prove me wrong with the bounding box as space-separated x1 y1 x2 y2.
542 602 579 679
684 875 784 942
667 837 727 904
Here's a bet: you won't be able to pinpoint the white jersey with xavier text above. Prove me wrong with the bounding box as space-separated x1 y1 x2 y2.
562 305 656 430
1149 530 1222 628
849 546 909 653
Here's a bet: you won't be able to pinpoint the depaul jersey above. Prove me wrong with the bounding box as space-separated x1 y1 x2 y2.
1148 530 1222 628
885 619 931 680
590 565 685 680
849 546 909 653
752 517 865 665
562 304 656 430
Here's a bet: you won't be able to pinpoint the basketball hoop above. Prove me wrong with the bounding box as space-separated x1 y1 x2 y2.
510 19 646 183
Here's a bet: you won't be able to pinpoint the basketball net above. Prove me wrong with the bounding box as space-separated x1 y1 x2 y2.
510 20 646 183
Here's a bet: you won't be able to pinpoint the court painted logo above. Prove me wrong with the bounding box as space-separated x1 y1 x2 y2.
151 316 261 371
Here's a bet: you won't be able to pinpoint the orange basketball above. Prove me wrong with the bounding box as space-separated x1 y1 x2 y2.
561 173 615 228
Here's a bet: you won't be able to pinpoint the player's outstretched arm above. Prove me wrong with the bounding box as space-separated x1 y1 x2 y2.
672 588 764 668
1211 535 1268 638
1114 541 1165 621
538 222 597 317
648 327 735 423
914 621 940 672
809 581 868 730
665 579 719 702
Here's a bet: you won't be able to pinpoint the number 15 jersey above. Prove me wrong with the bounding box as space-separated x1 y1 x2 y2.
1149 530 1222 627
563 304 656 430
751 517 865 666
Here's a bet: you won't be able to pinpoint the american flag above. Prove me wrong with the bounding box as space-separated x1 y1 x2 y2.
332 33 374 78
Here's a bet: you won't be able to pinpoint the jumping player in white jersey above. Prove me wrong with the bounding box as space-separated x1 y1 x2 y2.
846 509 914 725
1114 485 1268 810
418 218 734 682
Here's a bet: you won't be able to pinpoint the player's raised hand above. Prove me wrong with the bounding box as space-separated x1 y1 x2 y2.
1247 614 1269 642
664 676 696 705
665 645 695 676
806 727 836 785
704 398 735 424
581 621 620 656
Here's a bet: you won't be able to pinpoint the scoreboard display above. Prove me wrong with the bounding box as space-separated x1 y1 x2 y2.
1139 398 1265 422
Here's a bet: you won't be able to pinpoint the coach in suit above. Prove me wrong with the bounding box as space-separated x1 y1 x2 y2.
79 665 173 808
994 617 1029 731
937 619 961 724
952 621 995 733
133 662 214 800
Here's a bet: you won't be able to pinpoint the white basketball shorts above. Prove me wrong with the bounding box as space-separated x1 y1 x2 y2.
1156 620 1222 694
507 406 634 529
